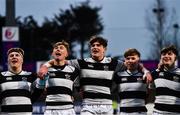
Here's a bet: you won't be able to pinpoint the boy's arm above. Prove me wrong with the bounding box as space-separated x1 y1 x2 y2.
138 63 153 84
38 59 55 79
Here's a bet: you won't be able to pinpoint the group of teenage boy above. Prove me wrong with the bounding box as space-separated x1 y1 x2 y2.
0 35 179 115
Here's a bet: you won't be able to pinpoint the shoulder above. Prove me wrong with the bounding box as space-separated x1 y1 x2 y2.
20 71 32 75
173 68 180 75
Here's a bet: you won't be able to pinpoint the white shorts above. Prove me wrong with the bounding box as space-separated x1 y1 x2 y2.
119 112 147 115
80 104 113 115
152 110 180 115
44 108 76 115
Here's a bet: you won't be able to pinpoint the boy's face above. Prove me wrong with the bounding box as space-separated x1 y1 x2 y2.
8 52 23 69
160 50 176 67
52 45 68 61
90 41 106 61
125 54 140 71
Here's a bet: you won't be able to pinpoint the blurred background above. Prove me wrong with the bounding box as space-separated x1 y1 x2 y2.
0 0 180 114
0 0 180 71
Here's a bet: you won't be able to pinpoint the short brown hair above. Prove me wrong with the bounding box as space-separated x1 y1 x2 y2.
7 48 24 56
53 40 70 52
124 48 141 58
89 36 108 47
161 45 178 56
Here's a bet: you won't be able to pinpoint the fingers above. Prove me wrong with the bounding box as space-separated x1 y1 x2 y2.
38 65 48 79
144 72 153 84
157 58 164 71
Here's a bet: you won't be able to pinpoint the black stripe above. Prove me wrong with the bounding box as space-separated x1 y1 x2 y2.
1 105 32 112
46 102 73 106
119 91 146 99
156 87 180 98
83 92 111 99
154 103 180 113
48 70 78 81
47 86 72 96
153 71 180 83
81 78 112 88
78 59 117 71
120 106 147 112
120 76 145 83
0 74 36 83
1 89 31 99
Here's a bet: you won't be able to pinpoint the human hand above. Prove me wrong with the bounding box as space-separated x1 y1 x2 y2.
38 65 48 79
144 72 153 84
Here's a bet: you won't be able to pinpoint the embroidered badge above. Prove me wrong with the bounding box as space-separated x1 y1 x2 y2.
6 77 12 80
104 65 109 71
65 74 71 79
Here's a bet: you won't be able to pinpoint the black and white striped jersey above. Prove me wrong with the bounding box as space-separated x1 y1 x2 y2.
44 64 79 110
151 67 180 114
114 70 147 113
68 57 124 105
0 71 37 113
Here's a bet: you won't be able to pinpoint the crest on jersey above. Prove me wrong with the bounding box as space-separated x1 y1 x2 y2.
121 77 127 82
22 77 27 81
65 74 71 79
104 65 109 71
159 72 164 77
6 77 12 80
137 77 142 82
88 64 94 68
173 76 179 82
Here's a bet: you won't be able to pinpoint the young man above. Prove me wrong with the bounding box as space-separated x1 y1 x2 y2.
0 48 42 115
151 45 180 115
114 48 149 115
38 41 79 115
39 36 152 115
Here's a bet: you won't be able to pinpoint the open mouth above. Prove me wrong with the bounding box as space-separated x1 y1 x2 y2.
11 60 18 64
55 52 61 57
92 50 99 54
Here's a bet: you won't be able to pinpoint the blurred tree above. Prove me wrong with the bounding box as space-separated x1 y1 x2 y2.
15 0 103 61
53 0 103 59
17 16 50 61
0 15 6 63
145 0 179 60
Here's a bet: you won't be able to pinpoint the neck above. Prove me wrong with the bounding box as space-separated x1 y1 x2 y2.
164 64 175 71
92 56 104 62
54 59 65 66
9 66 22 74
127 64 138 72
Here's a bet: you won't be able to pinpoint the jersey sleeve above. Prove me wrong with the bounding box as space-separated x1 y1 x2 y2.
115 60 126 72
68 59 80 70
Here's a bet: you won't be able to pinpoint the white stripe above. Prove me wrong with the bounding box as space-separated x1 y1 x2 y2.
84 85 110 94
155 95 180 105
46 94 72 102
84 57 112 63
155 79 180 91
47 78 73 90
1 82 31 91
83 98 112 104
120 99 145 107
48 65 75 73
81 69 113 80
120 83 147 92
2 96 31 105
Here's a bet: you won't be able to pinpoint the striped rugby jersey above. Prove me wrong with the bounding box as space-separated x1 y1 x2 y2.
114 70 147 113
68 57 124 105
44 64 79 110
151 67 180 114
0 71 38 113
